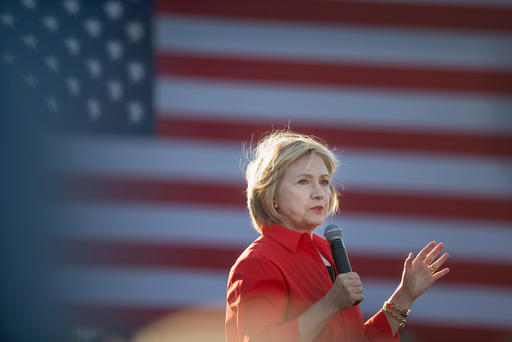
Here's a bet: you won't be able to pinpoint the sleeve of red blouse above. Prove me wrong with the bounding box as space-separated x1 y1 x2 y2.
363 309 401 342
226 256 300 342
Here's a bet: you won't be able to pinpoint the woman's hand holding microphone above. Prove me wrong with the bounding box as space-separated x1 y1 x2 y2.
325 272 364 313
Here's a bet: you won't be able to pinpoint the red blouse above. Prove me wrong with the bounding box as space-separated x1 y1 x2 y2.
226 223 400 342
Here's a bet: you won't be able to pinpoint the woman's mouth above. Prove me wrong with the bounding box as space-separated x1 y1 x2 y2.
311 206 324 213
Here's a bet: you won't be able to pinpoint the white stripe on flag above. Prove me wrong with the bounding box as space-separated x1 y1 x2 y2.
57 136 512 198
155 14 512 69
156 77 512 134
54 203 512 263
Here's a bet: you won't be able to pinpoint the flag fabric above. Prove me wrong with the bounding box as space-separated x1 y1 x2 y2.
2 1 512 341
0 0 152 134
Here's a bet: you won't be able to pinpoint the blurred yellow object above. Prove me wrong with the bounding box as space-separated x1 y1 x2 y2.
133 307 225 342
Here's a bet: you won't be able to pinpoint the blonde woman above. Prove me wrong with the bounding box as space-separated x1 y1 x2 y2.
226 131 449 342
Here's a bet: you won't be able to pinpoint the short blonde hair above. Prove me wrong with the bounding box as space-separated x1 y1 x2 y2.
245 130 339 233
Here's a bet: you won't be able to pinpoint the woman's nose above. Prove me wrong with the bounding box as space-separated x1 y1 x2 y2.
311 182 325 199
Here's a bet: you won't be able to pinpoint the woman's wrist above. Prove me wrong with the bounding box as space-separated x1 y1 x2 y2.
297 292 344 341
382 285 415 334
388 285 414 311
321 290 344 316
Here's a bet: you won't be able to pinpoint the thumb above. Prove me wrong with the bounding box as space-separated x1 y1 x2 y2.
405 252 414 270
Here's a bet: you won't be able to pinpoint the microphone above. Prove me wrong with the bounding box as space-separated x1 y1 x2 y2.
323 224 352 274
324 224 361 305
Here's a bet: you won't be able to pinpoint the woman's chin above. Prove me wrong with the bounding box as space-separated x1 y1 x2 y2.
305 218 325 230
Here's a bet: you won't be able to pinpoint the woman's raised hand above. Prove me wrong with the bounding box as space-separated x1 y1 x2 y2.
400 241 450 301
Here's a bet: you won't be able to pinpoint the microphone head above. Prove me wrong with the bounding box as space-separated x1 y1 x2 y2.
323 224 343 241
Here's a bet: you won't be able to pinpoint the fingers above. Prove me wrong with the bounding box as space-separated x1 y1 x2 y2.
335 272 362 288
425 242 445 265
417 242 449 284
430 252 449 272
433 267 450 281
415 241 437 263
333 272 364 306
403 252 414 273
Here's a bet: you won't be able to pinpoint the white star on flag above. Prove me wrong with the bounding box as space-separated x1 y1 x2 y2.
106 40 123 61
46 96 59 113
42 16 59 32
20 0 37 10
24 74 36 88
104 1 123 21
2 53 15 65
22 34 37 49
62 0 80 15
84 18 101 38
86 59 102 78
44 56 59 72
1 13 15 27
65 77 81 96
127 61 145 83
125 21 144 43
107 80 123 101
63 37 81 55
86 98 101 120
127 101 144 124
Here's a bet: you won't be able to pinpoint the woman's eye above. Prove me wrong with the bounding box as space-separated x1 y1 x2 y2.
298 179 308 185
321 179 330 186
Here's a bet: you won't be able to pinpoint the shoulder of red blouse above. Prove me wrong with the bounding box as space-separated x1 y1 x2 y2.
226 224 302 341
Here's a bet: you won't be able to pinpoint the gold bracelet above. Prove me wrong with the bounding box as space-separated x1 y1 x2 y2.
384 301 410 317
382 303 406 328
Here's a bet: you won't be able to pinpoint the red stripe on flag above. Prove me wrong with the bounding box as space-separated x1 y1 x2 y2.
62 176 245 206
405 322 512 342
158 53 512 95
155 1 512 33
60 239 512 288
156 115 512 158
61 239 240 272
340 189 512 223
61 176 512 223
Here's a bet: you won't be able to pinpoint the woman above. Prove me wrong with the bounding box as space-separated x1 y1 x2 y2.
226 131 449 341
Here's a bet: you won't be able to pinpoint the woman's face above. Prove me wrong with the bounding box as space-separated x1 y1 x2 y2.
275 152 332 234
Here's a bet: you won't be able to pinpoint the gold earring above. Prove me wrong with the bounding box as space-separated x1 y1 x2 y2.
273 200 279 209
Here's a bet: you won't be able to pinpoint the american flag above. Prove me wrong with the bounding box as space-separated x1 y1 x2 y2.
2 1 512 341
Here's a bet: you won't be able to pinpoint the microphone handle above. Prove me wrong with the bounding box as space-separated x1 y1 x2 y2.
329 239 352 274
329 239 360 306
